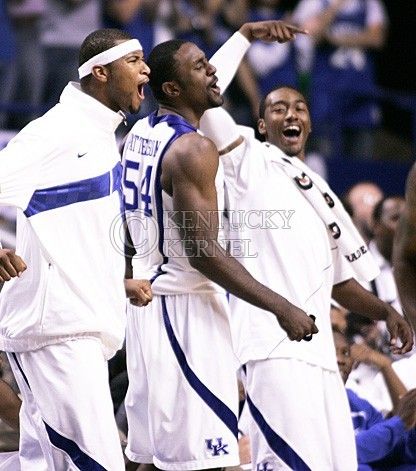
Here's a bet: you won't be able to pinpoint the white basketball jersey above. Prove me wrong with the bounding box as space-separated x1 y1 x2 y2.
122 112 225 295
222 127 353 370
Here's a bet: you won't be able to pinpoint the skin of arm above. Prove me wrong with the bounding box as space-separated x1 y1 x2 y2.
0 379 21 430
325 22 386 49
300 0 346 41
393 164 416 334
332 278 413 354
161 132 317 341
123 226 152 307
351 343 407 409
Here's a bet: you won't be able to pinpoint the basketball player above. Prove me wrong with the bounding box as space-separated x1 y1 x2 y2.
121 21 316 471
0 29 149 470
199 35 413 470
394 163 416 333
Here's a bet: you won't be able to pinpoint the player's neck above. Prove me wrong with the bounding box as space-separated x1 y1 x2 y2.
157 105 200 129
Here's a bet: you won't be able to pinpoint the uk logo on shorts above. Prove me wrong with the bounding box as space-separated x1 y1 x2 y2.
257 462 273 471
205 438 229 456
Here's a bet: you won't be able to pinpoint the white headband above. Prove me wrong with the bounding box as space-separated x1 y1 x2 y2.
78 39 142 79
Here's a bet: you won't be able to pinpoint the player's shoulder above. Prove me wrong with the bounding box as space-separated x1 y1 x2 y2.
170 132 217 163
165 133 218 181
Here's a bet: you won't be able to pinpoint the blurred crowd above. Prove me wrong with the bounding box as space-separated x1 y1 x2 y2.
1 0 413 161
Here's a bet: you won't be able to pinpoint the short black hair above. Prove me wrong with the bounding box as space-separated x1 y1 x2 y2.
147 39 188 102
79 28 133 68
258 85 308 118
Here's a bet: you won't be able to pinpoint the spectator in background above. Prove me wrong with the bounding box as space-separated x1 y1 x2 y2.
7 0 45 129
330 302 348 333
343 181 384 244
341 194 407 406
370 196 405 312
292 0 388 159
334 327 416 471
343 308 407 413
169 0 224 57
0 1 16 129
41 0 101 106
246 0 299 96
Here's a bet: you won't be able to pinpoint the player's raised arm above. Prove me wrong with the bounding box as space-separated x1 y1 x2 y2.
162 132 317 342
209 20 307 94
393 163 416 333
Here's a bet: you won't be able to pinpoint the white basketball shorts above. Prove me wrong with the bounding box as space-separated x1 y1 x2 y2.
243 358 357 471
8 338 125 471
125 292 240 470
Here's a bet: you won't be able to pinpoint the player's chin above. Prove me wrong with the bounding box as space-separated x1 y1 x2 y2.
209 94 224 108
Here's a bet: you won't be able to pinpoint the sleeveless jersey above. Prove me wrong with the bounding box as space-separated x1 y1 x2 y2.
122 111 225 295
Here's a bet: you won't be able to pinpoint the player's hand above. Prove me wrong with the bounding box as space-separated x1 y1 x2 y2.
124 278 152 307
0 249 27 282
385 306 414 354
277 306 318 342
239 20 308 44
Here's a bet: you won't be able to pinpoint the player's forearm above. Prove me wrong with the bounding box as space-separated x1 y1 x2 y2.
187 239 295 318
332 278 388 321
328 26 386 49
393 213 416 332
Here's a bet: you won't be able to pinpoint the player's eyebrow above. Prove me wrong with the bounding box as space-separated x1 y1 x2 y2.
269 99 306 107
192 54 207 67
125 50 144 60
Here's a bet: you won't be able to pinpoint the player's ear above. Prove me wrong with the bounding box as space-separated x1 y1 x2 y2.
162 81 180 98
258 118 266 136
91 65 109 83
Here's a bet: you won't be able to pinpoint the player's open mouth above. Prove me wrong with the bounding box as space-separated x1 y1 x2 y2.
138 83 145 100
282 125 301 143
209 79 220 94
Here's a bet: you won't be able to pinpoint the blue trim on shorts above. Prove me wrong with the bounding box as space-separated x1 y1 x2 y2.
246 394 311 471
44 423 107 471
161 295 238 439
24 163 122 217
11 353 107 470
11 352 30 387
